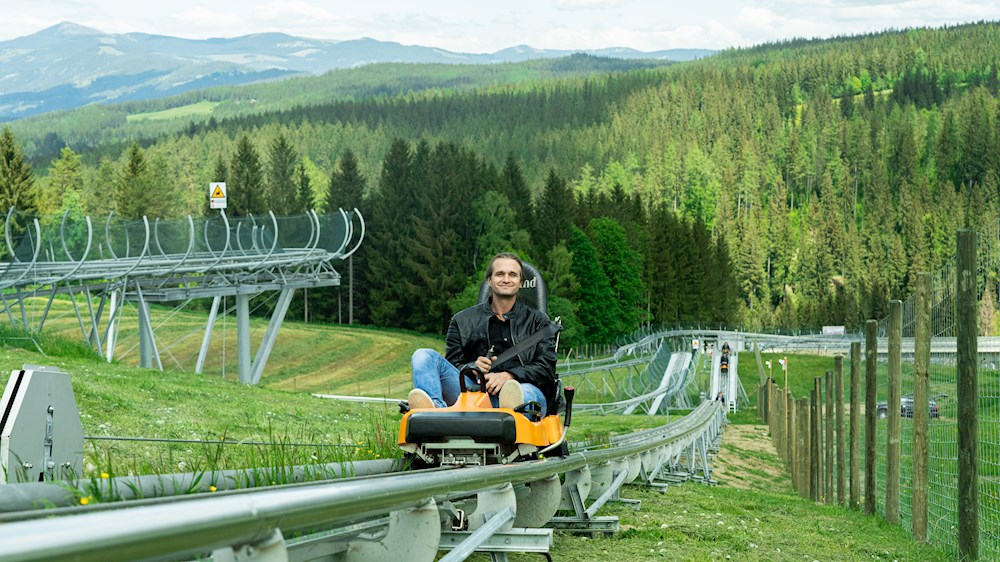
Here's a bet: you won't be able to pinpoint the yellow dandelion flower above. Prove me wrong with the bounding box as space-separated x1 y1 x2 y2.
209 485 217 492
80 497 91 505
100 472 109 479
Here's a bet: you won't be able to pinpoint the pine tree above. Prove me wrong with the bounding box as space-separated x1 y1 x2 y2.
840 91 855 119
532 169 575 258
39 146 83 216
689 216 713 321
212 155 228 184
568 226 619 344
115 142 151 220
266 133 299 215
0 127 36 222
712 230 739 324
84 159 117 217
935 108 961 188
499 153 534 232
294 163 313 213
327 148 366 214
645 205 683 323
326 149 369 324
864 83 876 111
146 152 178 219
366 138 417 328
229 134 265 217
403 141 477 332
588 217 646 334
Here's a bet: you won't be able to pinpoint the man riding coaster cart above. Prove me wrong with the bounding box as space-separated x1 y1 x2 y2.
397 253 575 467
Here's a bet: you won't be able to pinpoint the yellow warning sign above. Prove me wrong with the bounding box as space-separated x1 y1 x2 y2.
209 182 227 209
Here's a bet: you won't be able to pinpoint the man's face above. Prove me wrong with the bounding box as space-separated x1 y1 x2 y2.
489 258 522 298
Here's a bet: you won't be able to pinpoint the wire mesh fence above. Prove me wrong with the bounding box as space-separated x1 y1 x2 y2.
755 226 998 559
864 224 1000 558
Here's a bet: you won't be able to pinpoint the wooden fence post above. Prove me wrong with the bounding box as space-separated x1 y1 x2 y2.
762 383 769 424
777 385 786 458
835 354 845 506
886 299 902 525
825 370 834 504
811 378 821 502
770 382 780 455
758 385 763 419
912 271 931 542
864 319 878 515
787 387 795 475
799 396 809 498
957 229 979 561
849 341 861 509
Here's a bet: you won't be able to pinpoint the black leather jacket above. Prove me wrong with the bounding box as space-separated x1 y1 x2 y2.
445 298 558 403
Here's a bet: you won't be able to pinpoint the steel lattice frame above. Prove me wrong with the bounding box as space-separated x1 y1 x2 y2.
0 207 365 384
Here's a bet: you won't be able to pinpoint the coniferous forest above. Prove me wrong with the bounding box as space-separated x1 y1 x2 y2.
5 22 1000 344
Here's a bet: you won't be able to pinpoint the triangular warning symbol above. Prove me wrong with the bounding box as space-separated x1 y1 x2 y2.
212 186 225 198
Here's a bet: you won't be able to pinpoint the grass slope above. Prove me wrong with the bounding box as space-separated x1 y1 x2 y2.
0 326 950 558
127 100 220 122
20 296 442 397
517 418 949 562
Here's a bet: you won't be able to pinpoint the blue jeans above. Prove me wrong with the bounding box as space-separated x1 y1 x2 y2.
411 348 548 415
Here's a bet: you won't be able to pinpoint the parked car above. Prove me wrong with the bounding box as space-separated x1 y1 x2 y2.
876 394 945 419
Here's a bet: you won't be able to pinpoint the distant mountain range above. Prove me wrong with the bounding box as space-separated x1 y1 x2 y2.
0 22 714 121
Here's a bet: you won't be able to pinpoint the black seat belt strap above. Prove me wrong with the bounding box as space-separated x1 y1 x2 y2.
490 321 562 366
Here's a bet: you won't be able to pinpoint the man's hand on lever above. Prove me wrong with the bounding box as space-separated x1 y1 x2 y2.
475 354 494 374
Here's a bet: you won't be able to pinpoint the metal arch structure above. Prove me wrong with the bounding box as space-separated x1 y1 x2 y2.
0 207 365 384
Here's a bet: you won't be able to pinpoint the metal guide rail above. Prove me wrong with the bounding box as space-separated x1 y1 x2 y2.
1 208 365 381
0 402 725 562
1 207 363 291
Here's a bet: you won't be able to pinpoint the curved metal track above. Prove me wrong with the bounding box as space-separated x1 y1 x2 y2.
1 206 366 382
0 207 360 293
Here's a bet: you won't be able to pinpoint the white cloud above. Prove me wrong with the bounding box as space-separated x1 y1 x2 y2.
759 0 999 28
555 0 630 9
171 7 246 34
0 15 57 40
254 0 338 22
490 12 520 26
363 12 487 49
727 7 836 44
240 1 355 39
526 22 731 51
2 0 1000 52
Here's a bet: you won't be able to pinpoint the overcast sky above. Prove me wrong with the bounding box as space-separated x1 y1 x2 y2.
2 0 998 52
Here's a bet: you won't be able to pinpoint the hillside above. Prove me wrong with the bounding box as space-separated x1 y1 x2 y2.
0 21 711 122
5 22 1000 344
10 53 673 167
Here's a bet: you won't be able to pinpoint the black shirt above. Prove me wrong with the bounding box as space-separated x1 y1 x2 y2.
487 314 517 376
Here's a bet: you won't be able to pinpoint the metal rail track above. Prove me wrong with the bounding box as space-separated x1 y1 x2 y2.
0 402 725 562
